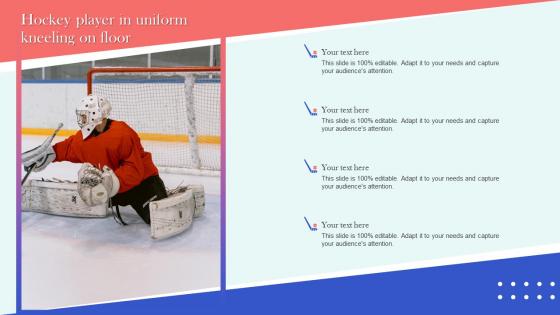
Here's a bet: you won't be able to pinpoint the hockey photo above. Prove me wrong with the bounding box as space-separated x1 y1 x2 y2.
20 42 221 308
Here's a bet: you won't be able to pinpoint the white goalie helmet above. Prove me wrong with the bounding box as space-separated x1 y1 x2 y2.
76 95 112 139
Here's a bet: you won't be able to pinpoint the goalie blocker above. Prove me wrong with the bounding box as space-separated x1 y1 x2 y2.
22 179 205 240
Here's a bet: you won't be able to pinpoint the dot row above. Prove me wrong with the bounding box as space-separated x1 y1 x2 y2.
498 294 555 300
498 281 555 287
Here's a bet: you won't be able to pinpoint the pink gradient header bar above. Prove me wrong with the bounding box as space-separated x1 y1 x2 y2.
0 0 549 62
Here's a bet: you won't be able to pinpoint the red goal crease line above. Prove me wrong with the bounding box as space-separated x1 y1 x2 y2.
21 128 221 144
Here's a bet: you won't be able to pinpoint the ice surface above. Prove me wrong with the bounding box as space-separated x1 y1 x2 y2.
22 136 220 309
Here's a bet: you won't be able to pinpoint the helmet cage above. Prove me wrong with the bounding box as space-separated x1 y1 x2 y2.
76 95 110 139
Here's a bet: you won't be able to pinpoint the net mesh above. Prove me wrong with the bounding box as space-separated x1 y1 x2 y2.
90 69 220 173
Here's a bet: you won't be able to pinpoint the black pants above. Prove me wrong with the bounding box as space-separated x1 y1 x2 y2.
111 175 167 224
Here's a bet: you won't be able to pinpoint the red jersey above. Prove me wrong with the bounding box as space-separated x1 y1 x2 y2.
53 120 159 194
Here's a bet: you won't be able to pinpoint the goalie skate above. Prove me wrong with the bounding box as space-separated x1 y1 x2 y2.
22 179 109 218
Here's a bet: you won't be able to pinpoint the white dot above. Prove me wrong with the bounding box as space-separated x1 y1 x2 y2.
537 295 542 300
511 281 516 287
524 281 529 287
498 295 503 300
551 281 556 287
551 295 556 300
537 281 542 287
497 281 503 287
511 294 516 300
524 295 529 300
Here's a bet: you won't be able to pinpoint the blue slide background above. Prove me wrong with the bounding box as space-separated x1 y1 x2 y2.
16 253 559 314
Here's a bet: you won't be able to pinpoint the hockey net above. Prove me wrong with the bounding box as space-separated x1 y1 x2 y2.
87 67 220 176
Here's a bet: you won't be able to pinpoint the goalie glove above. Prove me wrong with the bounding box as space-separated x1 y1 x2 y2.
22 145 56 172
78 163 120 206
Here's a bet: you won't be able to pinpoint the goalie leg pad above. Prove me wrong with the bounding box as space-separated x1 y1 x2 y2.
150 189 195 240
186 185 205 218
22 179 109 218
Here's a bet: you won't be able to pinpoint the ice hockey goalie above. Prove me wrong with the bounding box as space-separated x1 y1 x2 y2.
21 95 205 239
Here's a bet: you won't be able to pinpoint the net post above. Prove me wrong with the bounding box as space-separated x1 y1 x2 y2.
184 74 202 169
86 68 94 94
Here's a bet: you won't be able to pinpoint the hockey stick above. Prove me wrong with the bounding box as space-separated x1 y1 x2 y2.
21 123 64 185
